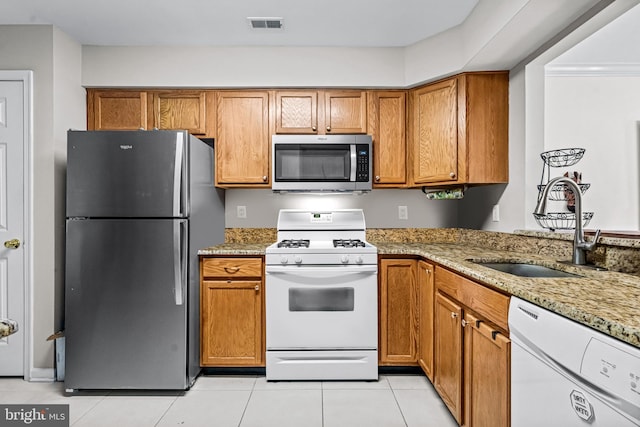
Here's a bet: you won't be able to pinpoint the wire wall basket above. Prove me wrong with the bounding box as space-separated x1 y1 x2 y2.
534 147 594 231
540 148 585 167
536 183 591 202
533 212 594 231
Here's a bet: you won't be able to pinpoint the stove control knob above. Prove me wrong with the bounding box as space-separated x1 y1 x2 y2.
294 255 303 264
355 256 364 264
280 256 288 265
341 255 350 264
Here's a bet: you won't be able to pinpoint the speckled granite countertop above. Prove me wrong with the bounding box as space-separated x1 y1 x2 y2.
198 242 640 348
198 243 269 256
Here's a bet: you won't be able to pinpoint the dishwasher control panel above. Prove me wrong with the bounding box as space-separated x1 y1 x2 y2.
581 337 640 404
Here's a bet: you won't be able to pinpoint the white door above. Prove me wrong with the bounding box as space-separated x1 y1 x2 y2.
0 79 26 375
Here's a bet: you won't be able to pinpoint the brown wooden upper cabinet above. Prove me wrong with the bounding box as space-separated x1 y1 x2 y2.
275 91 318 134
215 91 271 187
153 91 207 135
87 89 209 135
275 90 367 134
368 91 407 187
409 72 508 187
88 90 150 131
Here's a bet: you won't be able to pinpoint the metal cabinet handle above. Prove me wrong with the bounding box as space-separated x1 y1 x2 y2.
451 312 458 319
326 126 331 132
4 239 20 249
375 176 381 182
224 266 240 274
449 172 456 178
461 319 468 328
255 285 260 291
312 126 317 132
262 176 268 182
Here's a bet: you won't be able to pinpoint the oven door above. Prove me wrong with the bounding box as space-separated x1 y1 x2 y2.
265 265 378 350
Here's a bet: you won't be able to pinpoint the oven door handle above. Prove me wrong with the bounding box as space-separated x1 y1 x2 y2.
266 265 378 275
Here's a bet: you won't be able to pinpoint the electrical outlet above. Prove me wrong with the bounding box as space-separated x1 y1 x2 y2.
492 204 500 222
398 205 408 220
237 205 247 218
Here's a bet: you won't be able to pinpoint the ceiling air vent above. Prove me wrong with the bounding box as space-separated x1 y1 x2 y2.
248 17 284 30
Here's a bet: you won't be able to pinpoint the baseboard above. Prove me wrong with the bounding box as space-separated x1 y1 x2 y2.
29 368 55 382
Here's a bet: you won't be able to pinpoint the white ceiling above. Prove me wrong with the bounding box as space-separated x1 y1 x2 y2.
0 0 479 47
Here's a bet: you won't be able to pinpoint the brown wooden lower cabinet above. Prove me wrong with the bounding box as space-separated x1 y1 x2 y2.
200 256 264 367
379 258 419 365
464 312 511 427
417 260 435 381
434 291 464 424
434 266 511 427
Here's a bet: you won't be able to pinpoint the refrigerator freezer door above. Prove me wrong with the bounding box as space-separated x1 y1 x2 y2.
67 130 187 218
65 218 190 390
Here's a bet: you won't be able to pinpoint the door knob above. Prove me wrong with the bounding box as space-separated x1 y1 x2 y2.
4 239 20 249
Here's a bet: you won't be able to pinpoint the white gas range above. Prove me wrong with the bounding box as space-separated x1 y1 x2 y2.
265 209 378 381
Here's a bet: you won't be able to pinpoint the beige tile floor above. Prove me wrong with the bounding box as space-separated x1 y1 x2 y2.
0 374 458 426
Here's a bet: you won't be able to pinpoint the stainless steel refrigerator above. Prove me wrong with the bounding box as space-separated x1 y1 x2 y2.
64 130 224 391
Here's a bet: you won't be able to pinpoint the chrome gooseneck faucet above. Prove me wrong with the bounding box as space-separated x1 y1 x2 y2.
534 176 601 265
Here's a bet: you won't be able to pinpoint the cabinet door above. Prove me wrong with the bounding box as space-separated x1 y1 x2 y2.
434 292 463 424
411 78 459 185
215 91 270 186
275 91 318 134
88 90 149 131
153 91 207 135
417 260 434 381
324 90 367 134
379 258 418 365
369 91 406 186
464 312 511 427
201 279 263 366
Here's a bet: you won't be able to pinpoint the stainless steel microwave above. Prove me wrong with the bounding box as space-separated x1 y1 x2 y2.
271 134 372 192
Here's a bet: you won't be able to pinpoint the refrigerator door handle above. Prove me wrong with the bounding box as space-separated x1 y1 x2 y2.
180 220 188 299
173 220 185 305
173 133 184 217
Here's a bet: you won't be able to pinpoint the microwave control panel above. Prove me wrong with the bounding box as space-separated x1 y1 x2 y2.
356 144 370 182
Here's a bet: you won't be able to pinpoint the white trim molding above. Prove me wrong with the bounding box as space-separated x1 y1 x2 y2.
0 70 34 381
29 368 55 382
545 63 640 77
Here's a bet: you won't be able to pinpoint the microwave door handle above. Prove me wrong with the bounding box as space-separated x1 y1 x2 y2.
350 144 357 182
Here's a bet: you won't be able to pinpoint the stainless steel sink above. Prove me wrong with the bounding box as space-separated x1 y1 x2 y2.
474 262 582 278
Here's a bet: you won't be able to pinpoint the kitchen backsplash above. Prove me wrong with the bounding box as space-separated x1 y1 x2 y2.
224 227 640 275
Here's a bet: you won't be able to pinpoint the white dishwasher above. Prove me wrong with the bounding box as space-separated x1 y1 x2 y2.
509 297 640 426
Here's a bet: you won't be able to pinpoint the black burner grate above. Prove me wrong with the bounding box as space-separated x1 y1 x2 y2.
277 239 310 249
333 239 365 248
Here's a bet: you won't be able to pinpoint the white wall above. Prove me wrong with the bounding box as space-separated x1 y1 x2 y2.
82 0 606 89
225 189 458 228
544 76 640 230
82 46 406 89
0 25 84 375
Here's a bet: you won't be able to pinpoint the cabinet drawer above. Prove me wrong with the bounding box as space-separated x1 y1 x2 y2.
202 257 263 278
435 267 509 331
